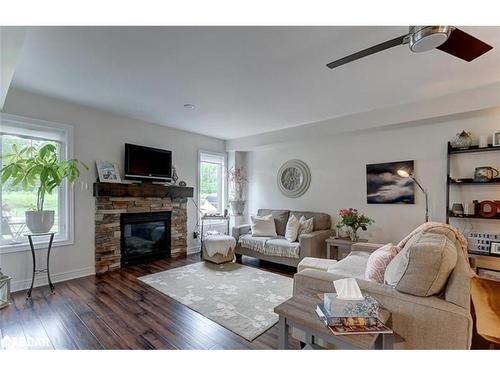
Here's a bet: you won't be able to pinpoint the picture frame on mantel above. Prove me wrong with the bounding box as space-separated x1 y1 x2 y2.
96 160 122 183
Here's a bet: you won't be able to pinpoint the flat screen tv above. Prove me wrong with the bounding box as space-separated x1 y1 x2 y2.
124 143 172 182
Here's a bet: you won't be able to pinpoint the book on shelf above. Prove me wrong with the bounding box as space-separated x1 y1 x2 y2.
316 303 393 336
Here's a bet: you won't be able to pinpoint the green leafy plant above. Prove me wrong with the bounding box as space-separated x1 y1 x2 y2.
1 143 88 212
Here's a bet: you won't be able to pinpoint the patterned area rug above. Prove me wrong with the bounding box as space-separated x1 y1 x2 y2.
139 262 293 341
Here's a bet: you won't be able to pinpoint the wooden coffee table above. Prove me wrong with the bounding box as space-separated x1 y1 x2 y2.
274 288 401 350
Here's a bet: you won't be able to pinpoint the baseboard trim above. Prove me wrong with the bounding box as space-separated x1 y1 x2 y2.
187 246 201 255
11 266 95 293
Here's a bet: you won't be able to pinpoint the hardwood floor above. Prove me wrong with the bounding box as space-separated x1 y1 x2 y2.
0 255 300 350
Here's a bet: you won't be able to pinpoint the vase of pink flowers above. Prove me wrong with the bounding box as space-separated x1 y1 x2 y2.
337 208 374 242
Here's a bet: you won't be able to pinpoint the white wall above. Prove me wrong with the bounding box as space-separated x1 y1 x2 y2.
245 108 500 244
1 88 225 291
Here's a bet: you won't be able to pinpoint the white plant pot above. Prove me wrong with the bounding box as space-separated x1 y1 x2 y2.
229 200 246 216
25 210 55 234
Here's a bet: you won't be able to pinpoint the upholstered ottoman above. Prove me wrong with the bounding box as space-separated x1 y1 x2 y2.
298 257 338 273
202 234 236 264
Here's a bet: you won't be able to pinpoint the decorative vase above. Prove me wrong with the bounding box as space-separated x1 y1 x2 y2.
25 210 55 233
229 200 246 216
451 130 472 149
349 227 359 242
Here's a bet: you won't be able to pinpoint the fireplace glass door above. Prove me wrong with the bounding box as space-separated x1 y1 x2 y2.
120 211 171 266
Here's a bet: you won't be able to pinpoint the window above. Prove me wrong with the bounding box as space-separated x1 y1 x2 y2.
198 151 226 216
0 114 74 252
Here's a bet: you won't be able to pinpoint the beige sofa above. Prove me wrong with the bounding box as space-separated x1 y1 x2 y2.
232 209 334 267
294 227 473 349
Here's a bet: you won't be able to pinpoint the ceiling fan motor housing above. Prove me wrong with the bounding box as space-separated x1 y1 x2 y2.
409 26 453 52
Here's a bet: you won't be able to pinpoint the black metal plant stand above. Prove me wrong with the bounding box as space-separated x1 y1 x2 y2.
25 232 56 299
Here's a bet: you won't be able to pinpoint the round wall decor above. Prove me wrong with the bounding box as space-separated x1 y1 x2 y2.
277 159 311 198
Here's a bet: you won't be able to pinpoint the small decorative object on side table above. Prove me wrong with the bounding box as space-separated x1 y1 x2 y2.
25 232 56 299
326 237 368 260
0 268 12 309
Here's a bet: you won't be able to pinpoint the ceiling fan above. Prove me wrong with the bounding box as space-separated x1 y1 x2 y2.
326 26 493 69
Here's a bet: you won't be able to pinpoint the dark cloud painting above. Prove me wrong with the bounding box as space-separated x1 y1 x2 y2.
366 160 414 204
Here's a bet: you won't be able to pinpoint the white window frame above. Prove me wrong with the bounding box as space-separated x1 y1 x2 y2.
0 113 75 254
197 150 227 220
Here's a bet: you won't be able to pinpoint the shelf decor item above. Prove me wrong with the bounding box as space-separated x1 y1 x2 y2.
1 143 88 233
493 130 500 147
0 268 11 310
451 130 472 149
479 201 500 218
277 159 311 198
491 243 500 256
336 208 374 242
227 166 247 215
474 166 499 182
479 135 489 148
451 203 464 215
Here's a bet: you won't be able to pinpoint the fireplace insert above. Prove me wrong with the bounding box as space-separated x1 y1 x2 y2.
120 211 171 266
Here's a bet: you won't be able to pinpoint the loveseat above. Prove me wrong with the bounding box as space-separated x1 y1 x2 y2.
294 225 473 349
232 209 334 267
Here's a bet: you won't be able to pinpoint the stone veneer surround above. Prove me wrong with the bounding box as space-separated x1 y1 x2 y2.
95 196 188 273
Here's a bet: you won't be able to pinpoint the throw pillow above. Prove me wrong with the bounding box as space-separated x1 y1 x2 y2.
250 215 277 237
298 216 314 235
365 243 399 283
285 215 300 242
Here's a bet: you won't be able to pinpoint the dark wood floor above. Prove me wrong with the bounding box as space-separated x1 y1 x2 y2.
0 254 300 350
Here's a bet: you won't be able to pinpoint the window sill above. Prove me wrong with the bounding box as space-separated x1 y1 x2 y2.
0 238 74 254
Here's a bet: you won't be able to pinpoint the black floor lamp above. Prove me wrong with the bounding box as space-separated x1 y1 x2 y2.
397 168 429 222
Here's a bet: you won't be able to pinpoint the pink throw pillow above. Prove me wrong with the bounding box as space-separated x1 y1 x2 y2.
365 243 399 283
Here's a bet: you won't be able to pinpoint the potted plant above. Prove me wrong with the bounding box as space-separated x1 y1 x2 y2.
336 208 374 242
227 167 247 215
1 143 88 233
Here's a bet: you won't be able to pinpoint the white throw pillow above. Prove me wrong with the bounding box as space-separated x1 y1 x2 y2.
250 215 277 237
298 216 314 235
285 215 300 242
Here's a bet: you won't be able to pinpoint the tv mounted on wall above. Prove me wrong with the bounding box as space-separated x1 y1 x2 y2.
124 143 172 182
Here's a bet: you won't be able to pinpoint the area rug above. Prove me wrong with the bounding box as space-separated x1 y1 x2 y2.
138 262 293 341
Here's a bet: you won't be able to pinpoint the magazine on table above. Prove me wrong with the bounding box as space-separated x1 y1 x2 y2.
315 303 378 326
316 303 393 336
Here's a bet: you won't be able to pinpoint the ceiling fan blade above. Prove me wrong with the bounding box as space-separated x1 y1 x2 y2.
436 28 493 61
326 34 407 69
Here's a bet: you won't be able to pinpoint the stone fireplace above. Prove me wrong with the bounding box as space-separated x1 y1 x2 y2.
94 182 194 274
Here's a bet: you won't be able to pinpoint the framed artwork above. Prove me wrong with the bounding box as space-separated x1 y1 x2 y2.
490 242 500 255
493 130 500 147
96 160 121 183
366 160 414 204
477 267 500 282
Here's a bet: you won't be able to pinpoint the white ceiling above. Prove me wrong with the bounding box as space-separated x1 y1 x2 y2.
9 26 500 140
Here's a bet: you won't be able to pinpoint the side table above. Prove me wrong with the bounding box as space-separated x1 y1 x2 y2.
274 288 403 350
325 237 368 260
25 232 56 299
